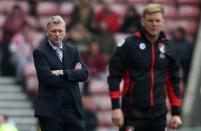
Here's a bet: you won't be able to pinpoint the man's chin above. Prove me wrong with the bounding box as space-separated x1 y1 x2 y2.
54 41 61 44
149 31 159 36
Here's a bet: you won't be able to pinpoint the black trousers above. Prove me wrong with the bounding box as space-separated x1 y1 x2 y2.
120 125 165 131
39 112 85 131
119 115 166 131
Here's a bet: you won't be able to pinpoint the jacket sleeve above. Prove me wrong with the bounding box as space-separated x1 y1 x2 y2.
33 49 75 88
63 47 88 82
108 39 129 110
166 42 182 116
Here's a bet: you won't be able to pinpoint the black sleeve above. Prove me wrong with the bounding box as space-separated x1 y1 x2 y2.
107 39 130 109
166 41 182 116
63 47 88 82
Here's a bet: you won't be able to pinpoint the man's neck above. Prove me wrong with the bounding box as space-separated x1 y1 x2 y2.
48 41 62 49
145 33 160 44
53 42 62 48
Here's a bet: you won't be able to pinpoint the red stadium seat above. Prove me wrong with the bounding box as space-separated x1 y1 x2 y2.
152 0 175 4
23 63 38 95
165 19 198 32
178 5 200 18
165 19 198 40
37 1 59 16
176 20 198 34
38 16 50 31
59 2 74 16
0 1 16 14
109 3 127 17
97 111 114 126
92 95 111 110
134 4 145 15
92 2 103 13
25 76 38 95
0 0 29 14
89 79 109 94
17 1 30 14
178 0 201 5
163 4 177 18
128 0 148 4
0 15 6 27
164 19 176 33
0 15 5 42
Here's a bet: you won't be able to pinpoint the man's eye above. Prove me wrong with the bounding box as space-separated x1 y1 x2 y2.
51 30 63 33
51 30 56 33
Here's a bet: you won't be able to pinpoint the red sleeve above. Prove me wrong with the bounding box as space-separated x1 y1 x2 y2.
166 72 182 115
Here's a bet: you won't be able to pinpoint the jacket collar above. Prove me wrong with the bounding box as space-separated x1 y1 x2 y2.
134 29 166 43
48 40 63 50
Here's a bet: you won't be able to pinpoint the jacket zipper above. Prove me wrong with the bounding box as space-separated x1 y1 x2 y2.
150 43 155 111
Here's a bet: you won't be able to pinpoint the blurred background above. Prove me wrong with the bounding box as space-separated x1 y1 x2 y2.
0 0 200 131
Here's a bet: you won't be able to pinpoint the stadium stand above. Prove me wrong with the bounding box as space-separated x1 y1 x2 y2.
0 77 37 131
36 1 59 16
0 0 200 131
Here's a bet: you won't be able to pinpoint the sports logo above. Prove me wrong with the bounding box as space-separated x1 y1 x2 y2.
158 43 166 58
158 43 165 53
139 43 146 50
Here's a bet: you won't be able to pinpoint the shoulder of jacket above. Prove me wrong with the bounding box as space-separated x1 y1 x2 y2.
127 35 139 42
33 46 45 57
163 40 174 48
127 33 142 47
64 43 74 48
63 42 78 52
128 32 142 43
117 34 139 47
35 41 46 52
163 39 173 44
162 39 177 58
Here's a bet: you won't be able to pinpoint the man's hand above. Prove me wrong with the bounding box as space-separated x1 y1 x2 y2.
51 70 63 76
169 116 182 129
74 62 82 70
111 109 124 127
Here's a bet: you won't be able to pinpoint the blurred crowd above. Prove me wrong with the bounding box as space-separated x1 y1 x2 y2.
0 0 199 130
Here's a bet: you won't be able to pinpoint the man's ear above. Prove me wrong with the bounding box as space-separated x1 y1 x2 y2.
46 30 49 37
162 18 165 28
141 18 144 26
64 31 66 36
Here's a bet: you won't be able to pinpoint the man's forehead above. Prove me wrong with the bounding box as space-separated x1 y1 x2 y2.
143 12 164 18
47 22 65 28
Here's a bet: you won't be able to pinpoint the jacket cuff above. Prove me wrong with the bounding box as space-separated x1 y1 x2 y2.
111 99 120 110
172 106 181 116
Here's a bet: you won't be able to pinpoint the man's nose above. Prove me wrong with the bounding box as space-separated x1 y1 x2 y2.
55 31 59 36
152 21 157 26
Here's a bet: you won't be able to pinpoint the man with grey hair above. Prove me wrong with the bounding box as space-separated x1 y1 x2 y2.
33 15 88 131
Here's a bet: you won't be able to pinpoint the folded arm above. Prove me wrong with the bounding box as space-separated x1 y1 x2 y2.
33 50 75 88
52 48 88 82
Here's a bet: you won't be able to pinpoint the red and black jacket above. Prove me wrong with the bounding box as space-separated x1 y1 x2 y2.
108 31 181 118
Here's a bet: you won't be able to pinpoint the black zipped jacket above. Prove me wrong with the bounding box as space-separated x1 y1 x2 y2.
108 31 181 118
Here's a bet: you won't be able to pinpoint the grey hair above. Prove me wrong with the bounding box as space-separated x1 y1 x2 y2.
47 15 65 27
